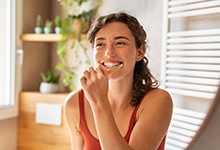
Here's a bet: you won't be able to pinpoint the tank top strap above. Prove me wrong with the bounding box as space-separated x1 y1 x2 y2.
78 89 85 129
132 96 145 117
124 97 145 142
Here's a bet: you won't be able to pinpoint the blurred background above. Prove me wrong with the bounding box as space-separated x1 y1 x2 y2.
0 0 219 150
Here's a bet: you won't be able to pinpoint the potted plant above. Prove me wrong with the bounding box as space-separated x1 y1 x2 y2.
56 0 101 91
44 20 53 34
34 15 43 34
54 16 62 34
39 70 60 93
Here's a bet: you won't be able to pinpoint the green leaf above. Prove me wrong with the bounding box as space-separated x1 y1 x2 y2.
40 70 60 83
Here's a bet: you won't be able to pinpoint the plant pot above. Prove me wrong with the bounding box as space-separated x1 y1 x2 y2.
44 27 53 34
34 27 43 34
55 27 62 34
39 82 59 93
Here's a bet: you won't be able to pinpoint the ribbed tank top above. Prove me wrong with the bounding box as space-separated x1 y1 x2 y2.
78 90 166 150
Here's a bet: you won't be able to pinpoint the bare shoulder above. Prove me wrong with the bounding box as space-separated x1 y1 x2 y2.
64 89 81 129
139 88 173 116
130 90 173 149
64 90 85 148
64 90 79 108
144 88 172 104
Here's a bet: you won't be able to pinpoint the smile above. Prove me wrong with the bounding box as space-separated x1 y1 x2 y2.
102 62 123 69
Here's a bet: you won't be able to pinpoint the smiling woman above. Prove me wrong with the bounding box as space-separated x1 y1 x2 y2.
65 12 173 150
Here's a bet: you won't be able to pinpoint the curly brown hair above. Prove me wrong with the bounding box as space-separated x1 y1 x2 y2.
87 12 159 106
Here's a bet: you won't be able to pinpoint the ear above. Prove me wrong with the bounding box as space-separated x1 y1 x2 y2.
136 45 146 61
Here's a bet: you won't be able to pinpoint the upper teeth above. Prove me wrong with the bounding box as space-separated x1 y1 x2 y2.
104 62 121 68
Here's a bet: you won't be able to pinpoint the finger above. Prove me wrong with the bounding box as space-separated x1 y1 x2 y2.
97 63 105 70
83 70 90 79
88 67 96 75
80 76 87 87
97 64 107 75
88 67 101 82
95 68 103 77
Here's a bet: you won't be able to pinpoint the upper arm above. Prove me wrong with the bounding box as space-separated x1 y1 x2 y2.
129 89 173 150
64 91 84 150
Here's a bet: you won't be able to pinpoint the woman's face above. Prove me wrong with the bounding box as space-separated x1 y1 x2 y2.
93 22 143 79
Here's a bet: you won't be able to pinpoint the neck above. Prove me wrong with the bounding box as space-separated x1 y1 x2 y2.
108 78 133 110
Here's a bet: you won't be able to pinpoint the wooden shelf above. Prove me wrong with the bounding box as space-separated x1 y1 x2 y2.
20 91 69 97
21 34 62 42
21 33 87 42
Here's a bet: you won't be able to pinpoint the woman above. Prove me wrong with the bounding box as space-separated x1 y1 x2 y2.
65 12 173 150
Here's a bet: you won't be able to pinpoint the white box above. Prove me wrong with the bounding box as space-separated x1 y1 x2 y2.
36 103 62 126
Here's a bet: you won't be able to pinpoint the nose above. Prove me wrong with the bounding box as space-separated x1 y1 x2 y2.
105 45 116 58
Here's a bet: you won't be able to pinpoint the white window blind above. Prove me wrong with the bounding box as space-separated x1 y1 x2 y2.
162 0 220 149
166 108 206 150
161 0 220 100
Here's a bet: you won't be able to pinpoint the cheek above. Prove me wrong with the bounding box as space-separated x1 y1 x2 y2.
124 51 137 62
93 50 103 63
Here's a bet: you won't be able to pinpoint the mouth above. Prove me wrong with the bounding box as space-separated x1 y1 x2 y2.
102 62 123 69
102 62 123 74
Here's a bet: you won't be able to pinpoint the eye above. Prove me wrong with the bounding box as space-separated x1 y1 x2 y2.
95 43 105 48
116 41 126 45
115 41 127 47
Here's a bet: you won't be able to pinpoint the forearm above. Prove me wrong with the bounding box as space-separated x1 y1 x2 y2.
90 99 134 150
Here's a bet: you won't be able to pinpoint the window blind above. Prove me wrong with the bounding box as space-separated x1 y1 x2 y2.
161 0 220 100
166 108 206 150
162 0 220 149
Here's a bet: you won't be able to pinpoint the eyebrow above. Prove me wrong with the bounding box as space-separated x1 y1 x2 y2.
95 37 106 41
114 36 130 41
95 36 130 42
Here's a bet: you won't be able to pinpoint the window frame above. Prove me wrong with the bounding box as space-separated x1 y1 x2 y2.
0 0 19 120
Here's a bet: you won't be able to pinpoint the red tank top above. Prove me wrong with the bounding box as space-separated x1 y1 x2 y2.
78 90 166 150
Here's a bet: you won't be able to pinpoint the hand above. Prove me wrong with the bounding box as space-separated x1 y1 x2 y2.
80 65 109 104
